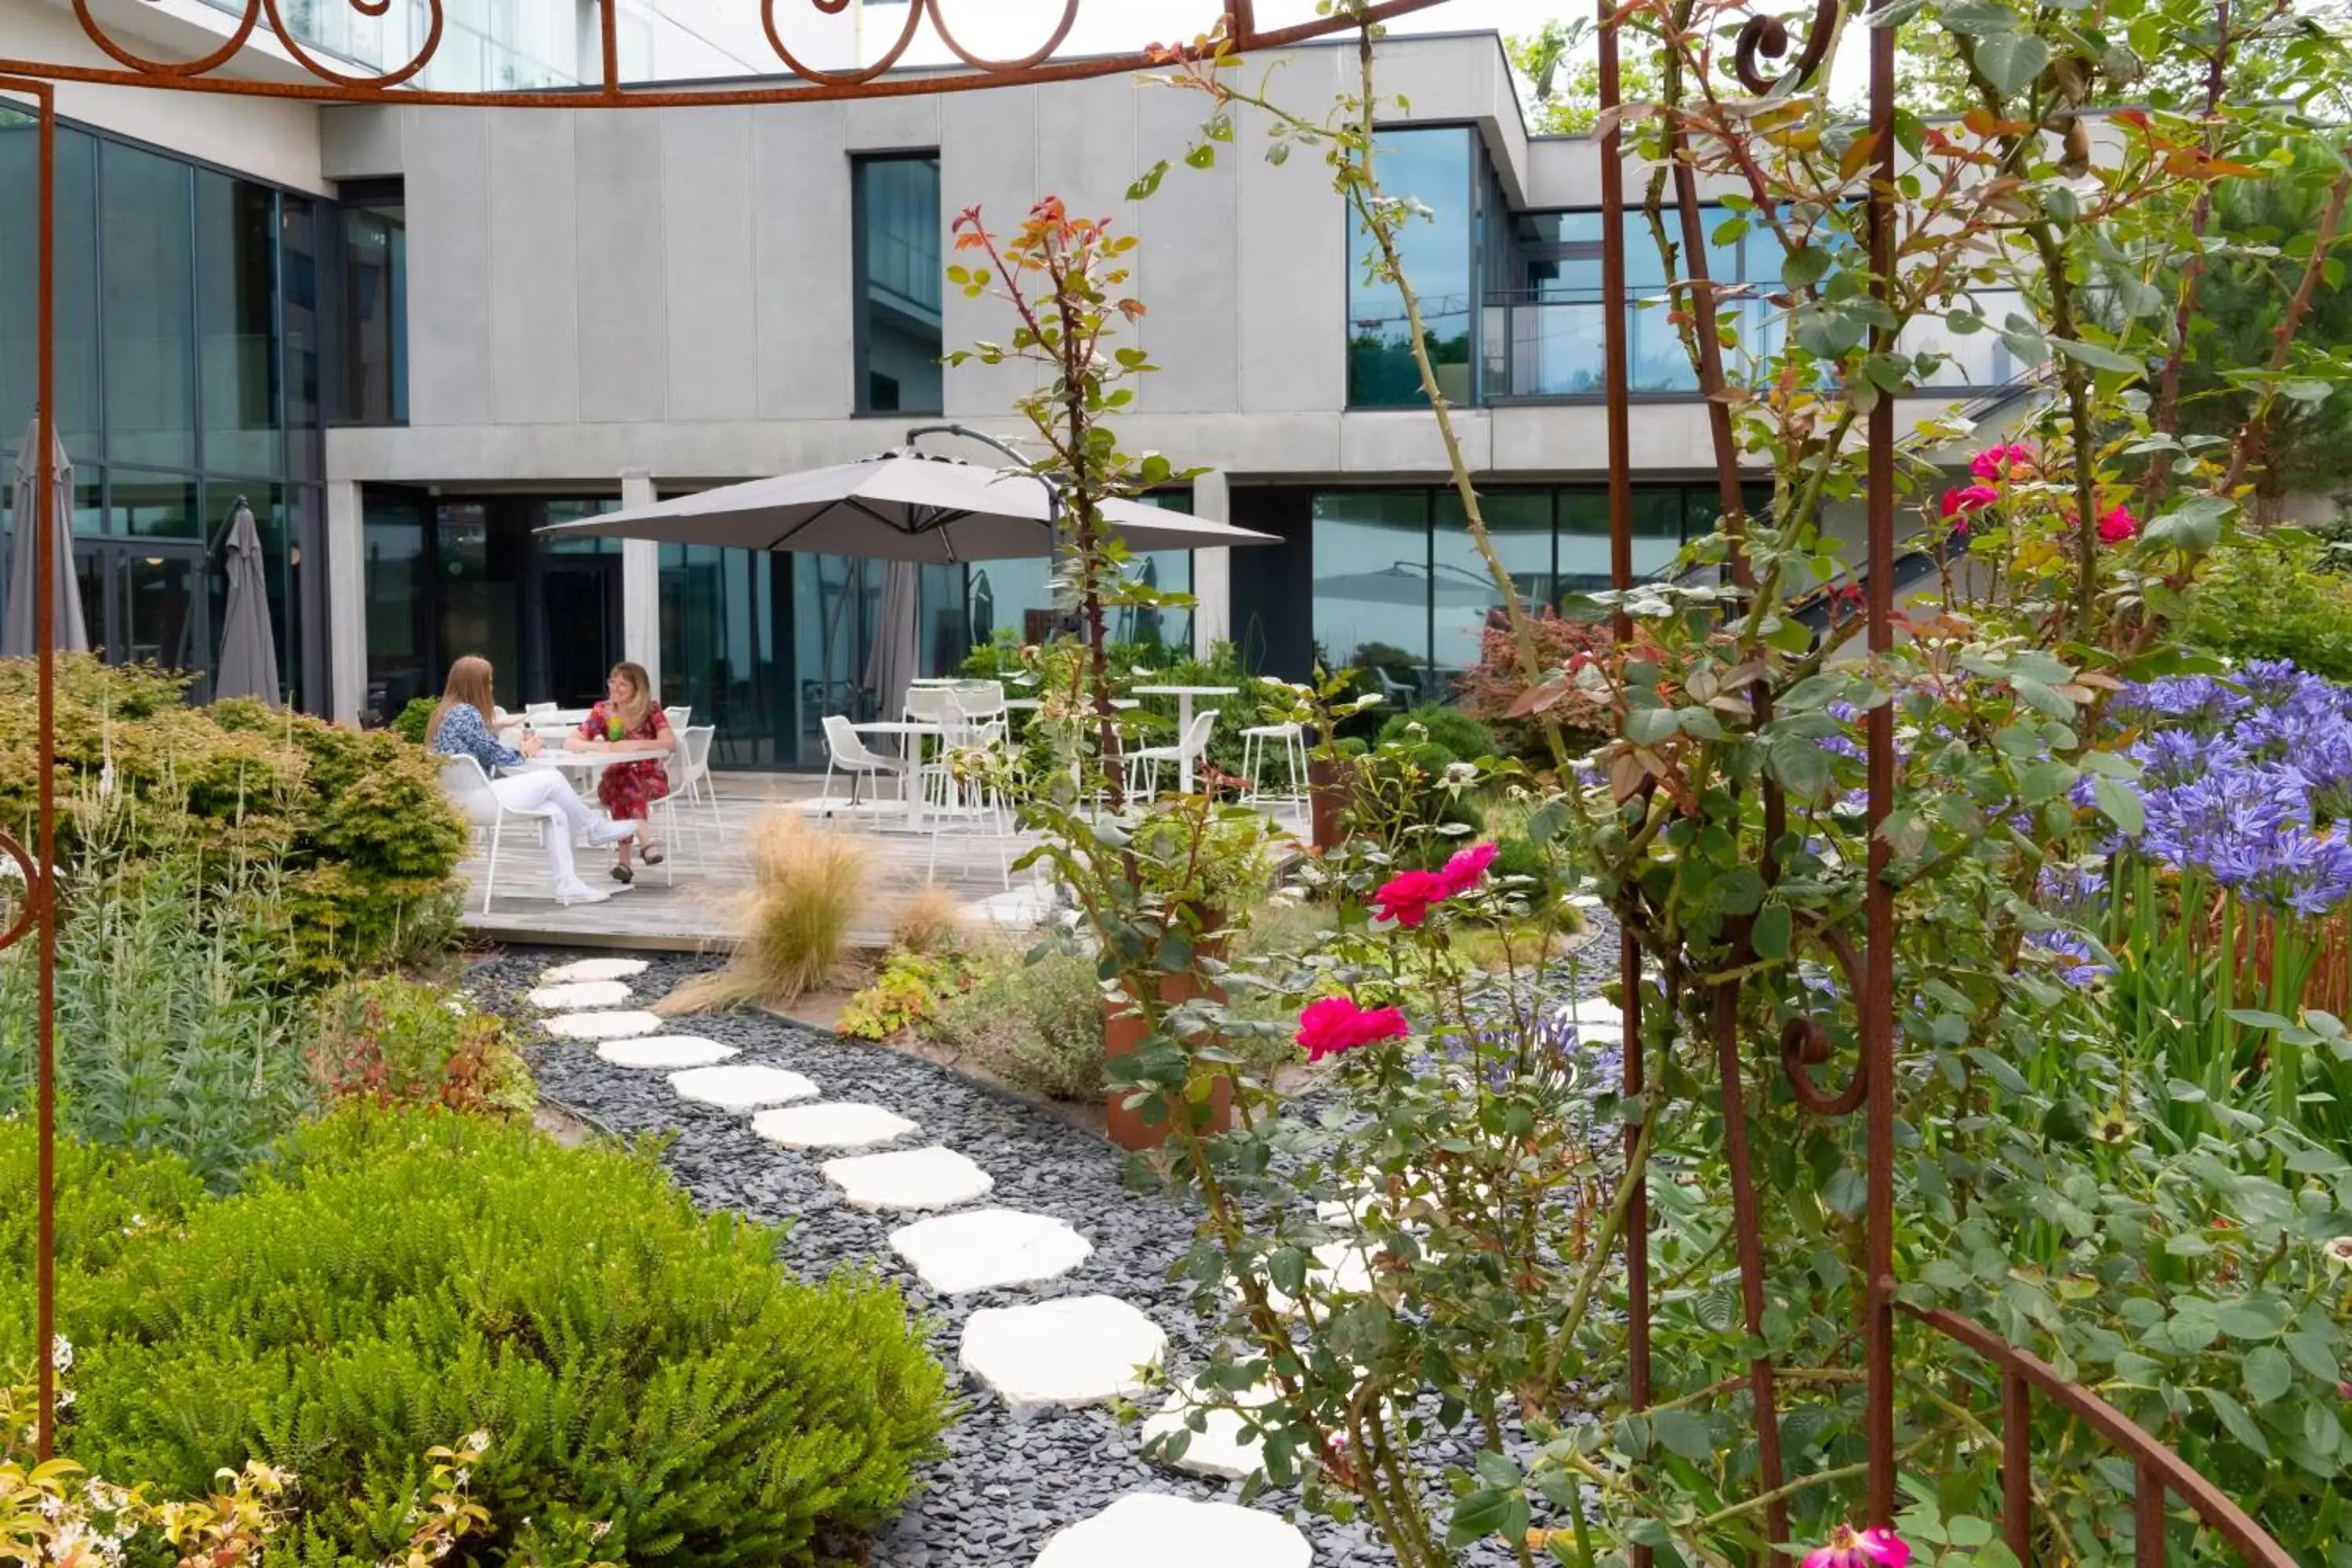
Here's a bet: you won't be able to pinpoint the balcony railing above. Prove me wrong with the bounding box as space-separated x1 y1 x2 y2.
1480 289 2035 401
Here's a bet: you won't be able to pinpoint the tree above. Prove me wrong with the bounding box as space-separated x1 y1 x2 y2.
1505 18 1662 135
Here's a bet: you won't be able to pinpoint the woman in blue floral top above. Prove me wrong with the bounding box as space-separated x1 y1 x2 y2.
427 655 637 906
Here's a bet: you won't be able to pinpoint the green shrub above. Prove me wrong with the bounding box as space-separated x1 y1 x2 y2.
2185 531 2352 682
312 977 534 1116
1376 703 1498 767
9 1108 949 1568
837 953 964 1041
927 947 1105 1101
392 695 438 745
0 658 464 983
0 839 313 1189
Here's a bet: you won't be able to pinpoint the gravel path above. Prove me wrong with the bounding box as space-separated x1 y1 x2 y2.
470 932 1624 1568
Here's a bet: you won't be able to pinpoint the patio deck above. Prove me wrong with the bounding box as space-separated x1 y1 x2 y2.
455 774 1059 953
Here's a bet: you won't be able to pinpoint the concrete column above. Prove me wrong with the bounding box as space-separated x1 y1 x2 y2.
619 468 661 695
325 478 366 727
1190 468 1232 659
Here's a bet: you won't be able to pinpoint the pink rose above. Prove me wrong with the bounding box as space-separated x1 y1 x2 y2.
1370 867 1449 927
1295 996 1411 1062
1804 1526 1911 1568
2098 503 2138 544
1940 484 1998 520
1970 442 2037 482
1437 841 1500 896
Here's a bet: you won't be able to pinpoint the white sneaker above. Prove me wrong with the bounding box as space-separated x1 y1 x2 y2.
587 818 640 847
554 881 612 906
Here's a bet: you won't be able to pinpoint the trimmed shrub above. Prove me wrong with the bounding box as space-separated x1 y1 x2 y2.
927 947 1105 1101
10 1109 949 1568
2185 532 2352 682
392 695 438 745
1376 704 1497 768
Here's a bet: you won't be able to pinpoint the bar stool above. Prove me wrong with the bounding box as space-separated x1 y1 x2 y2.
1240 720 1309 818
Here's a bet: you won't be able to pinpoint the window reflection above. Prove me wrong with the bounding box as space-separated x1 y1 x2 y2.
1349 129 1475 408
855 156 944 416
339 190 408 426
1312 490 1432 704
1432 488 1550 681
102 143 198 470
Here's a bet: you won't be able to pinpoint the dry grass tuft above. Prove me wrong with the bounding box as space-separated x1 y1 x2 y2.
659 811 870 1014
891 883 967 957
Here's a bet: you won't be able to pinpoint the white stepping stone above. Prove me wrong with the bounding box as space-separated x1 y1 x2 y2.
596 1036 739 1070
545 1009 665 1040
822 1146 995 1213
1033 1493 1309 1568
1561 998 1624 1038
752 1102 918 1151
1141 1377 1279 1481
540 957 650 984
669 1063 819 1112
960 1295 1165 1410
527 979 632 1011
891 1207 1091 1294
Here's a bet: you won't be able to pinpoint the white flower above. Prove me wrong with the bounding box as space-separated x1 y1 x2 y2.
54 1388 74 1410
590 1522 613 1542
452 1468 470 1487
1443 761 1479 787
51 1334 72 1372
461 1429 490 1454
2325 1235 2352 1269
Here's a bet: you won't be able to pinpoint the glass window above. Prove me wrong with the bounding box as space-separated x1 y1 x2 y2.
362 495 429 719
855 155 942 416
1557 488 1688 596
1312 490 1431 700
111 470 201 540
1432 488 1551 680
340 192 408 424
0 116 101 462
280 196 325 479
434 501 522 708
101 142 198 470
196 172 282 477
663 543 788 767
1350 128 1473 408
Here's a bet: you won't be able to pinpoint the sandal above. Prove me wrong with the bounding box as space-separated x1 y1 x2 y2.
609 863 634 886
640 844 666 867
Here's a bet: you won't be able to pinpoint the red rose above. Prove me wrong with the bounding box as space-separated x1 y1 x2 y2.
1437 841 1500 896
1370 867 1449 927
1295 996 1412 1062
2098 503 2138 544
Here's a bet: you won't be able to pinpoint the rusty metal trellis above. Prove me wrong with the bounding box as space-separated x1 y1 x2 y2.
0 0 1454 107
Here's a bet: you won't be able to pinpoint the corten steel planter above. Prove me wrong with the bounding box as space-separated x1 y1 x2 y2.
1308 757 1348 852
1102 931 1234 1151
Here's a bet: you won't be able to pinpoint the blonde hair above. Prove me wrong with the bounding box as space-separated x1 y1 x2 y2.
607 661 656 732
427 655 498 747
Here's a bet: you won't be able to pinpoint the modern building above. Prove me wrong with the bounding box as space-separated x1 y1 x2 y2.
0 2 2022 768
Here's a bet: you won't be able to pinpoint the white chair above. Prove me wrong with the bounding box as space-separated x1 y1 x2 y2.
949 681 1010 742
920 693 1012 890
663 706 691 732
1124 708 1218 798
524 702 557 717
1240 719 1309 821
666 724 720 836
439 755 547 916
820 714 908 819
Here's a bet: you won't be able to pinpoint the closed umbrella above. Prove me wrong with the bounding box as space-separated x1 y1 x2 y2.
3 419 88 658
535 448 1279 562
865 559 920 724
212 496 281 706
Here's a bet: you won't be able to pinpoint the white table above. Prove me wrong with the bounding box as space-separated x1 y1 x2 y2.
522 743 671 779
1129 684 1240 791
853 720 945 826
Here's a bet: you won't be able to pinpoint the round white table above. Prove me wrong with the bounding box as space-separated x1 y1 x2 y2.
520 743 673 781
1129 684 1240 791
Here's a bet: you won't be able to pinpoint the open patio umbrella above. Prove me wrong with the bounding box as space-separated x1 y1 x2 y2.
865 559 920 723
533 448 1279 563
2 419 89 658
212 496 281 706
1313 561 1501 608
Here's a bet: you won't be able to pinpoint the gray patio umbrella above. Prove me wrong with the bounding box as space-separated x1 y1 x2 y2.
533 448 1279 562
212 496 281 706
865 559 920 723
2 420 88 658
1313 562 1501 608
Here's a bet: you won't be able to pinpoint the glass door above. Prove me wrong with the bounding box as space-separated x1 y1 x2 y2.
74 540 209 694
535 554 620 709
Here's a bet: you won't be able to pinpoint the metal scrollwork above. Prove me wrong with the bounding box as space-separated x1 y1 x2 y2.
261 0 443 93
1779 923 1869 1115
0 828 36 957
1732 0 1839 94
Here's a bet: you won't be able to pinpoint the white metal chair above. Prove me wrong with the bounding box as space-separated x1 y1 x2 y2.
524 702 557 717
819 713 908 819
663 706 691 732
439 755 549 915
1124 708 1218 799
662 724 721 839
920 691 1012 889
1240 719 1310 822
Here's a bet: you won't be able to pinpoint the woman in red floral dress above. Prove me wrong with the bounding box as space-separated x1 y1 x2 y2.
573 661 676 884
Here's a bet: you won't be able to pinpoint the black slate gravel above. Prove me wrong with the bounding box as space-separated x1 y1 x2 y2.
470 938 1623 1568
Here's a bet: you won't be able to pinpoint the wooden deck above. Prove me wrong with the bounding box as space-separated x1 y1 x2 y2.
456 774 1062 953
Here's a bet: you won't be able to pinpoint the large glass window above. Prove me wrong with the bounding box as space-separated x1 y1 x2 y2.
196 170 282 476
101 143 198 471
1312 490 1434 703
1432 488 1552 682
0 114 100 459
363 493 430 720
1349 129 1475 408
854 155 943 416
339 187 408 425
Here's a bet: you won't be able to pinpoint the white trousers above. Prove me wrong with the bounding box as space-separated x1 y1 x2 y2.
488 771 598 890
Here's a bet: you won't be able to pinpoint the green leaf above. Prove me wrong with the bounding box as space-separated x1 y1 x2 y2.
1973 31 2052 96
2283 1331 2340 1382
1475 1450 1523 1490
1446 1488 1521 1548
2092 775 2145 837
2146 495 2231 554
2205 1387 2271 1456
1651 1409 1716 1463
1127 161 1171 201
1752 903 1793 962
1939 0 2020 34
2245 1345 2295 1403
2216 1295 2290 1339
2052 337 2144 375
1625 706 1682 745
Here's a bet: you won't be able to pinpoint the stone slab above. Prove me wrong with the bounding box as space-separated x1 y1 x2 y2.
526 979 633 1011
1031 1493 1309 1568
669 1063 820 1112
891 1207 1091 1294
960 1295 1166 1411
596 1036 739 1070
540 956 652 984
1140 1377 1279 1481
751 1102 919 1151
822 1146 995 1213
544 1009 666 1040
